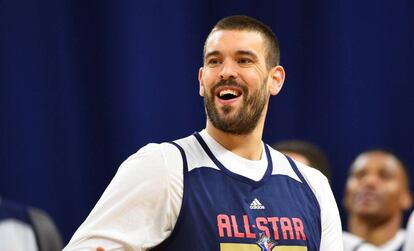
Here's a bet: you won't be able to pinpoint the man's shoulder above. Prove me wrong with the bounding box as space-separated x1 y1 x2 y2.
119 133 197 171
267 146 327 183
269 147 334 208
129 134 194 157
342 230 406 251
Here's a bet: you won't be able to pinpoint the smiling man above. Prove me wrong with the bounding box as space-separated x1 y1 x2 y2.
343 149 412 251
64 15 343 251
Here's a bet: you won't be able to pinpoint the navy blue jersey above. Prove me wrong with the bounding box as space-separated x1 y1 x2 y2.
153 132 321 251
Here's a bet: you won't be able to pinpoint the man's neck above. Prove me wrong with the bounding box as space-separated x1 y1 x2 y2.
205 122 264 160
348 213 402 246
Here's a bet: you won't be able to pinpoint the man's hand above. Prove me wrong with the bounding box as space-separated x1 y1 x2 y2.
96 247 105 251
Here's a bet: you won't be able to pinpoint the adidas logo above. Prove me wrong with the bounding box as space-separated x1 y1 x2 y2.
250 198 265 209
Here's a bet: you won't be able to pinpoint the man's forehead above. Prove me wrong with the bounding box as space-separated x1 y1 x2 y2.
205 29 265 53
351 152 402 173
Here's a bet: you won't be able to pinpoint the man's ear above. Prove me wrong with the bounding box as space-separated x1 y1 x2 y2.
400 191 413 210
198 67 205 97
268 65 285 96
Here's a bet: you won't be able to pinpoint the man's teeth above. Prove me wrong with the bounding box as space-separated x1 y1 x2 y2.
219 90 238 97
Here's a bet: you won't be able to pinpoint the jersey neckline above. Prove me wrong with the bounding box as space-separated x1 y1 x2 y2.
193 132 273 186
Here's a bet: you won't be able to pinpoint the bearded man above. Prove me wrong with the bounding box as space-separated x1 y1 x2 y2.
64 15 343 251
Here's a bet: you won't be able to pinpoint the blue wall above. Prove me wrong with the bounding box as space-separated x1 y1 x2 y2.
1 0 413 243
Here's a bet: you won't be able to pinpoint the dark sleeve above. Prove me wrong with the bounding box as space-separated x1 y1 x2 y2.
28 207 63 251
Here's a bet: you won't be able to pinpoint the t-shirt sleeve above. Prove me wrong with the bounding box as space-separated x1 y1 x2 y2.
296 162 344 251
404 211 414 251
63 143 183 251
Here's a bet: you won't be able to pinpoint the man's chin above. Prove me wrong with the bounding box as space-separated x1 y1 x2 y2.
357 211 390 226
219 105 238 115
217 109 240 120
353 206 384 218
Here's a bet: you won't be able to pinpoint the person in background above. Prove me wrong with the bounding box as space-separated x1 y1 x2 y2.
0 196 63 251
271 139 331 181
343 149 412 251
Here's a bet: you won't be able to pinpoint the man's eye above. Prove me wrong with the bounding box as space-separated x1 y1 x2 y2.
207 59 220 65
379 171 393 180
352 171 365 179
238 58 252 64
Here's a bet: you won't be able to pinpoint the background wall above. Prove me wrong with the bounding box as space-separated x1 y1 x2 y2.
1 0 413 243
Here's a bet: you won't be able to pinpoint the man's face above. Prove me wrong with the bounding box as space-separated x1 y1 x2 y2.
198 30 283 135
344 151 411 222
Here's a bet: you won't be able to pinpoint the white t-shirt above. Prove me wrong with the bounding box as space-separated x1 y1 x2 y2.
343 230 406 251
404 212 414 251
0 219 38 251
64 130 343 250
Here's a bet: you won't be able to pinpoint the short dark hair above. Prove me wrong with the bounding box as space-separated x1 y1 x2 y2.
272 140 331 181
204 15 280 69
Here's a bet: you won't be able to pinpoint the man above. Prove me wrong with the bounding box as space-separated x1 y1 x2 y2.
64 15 342 250
404 211 414 251
343 149 412 251
272 140 331 182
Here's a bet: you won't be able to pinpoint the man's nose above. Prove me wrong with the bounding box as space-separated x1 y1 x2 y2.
219 60 238 80
362 174 380 188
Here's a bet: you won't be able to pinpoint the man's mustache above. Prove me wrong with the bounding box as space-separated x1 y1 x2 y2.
211 79 248 95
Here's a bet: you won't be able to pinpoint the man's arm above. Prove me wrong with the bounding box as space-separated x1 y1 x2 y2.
296 162 343 251
318 175 343 251
64 143 183 250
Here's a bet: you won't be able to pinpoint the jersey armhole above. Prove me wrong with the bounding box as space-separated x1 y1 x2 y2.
150 141 188 251
285 155 322 238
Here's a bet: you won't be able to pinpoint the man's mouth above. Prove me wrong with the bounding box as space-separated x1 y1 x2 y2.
216 88 242 101
354 191 381 204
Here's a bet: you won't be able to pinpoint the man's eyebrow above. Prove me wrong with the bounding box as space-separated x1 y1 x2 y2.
236 50 259 60
204 50 259 62
204 51 221 60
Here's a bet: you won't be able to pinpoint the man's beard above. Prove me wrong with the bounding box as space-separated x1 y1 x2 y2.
204 78 268 135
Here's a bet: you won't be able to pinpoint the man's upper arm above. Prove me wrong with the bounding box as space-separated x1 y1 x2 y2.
64 143 183 250
297 163 343 251
318 176 343 251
